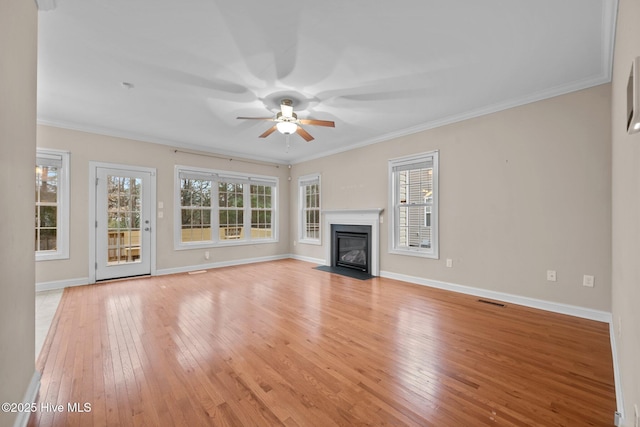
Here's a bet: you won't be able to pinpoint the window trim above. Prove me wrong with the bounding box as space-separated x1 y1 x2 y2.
174 165 278 250
388 150 439 259
35 148 70 261
298 173 322 245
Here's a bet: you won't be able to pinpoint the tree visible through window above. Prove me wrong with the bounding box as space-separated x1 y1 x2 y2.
251 184 273 239
35 149 69 260
176 167 277 248
218 182 244 240
180 177 212 243
35 163 58 251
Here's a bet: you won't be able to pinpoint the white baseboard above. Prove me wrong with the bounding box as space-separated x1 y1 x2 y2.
609 321 625 422
155 254 290 276
13 371 41 427
379 270 612 323
288 254 325 265
36 277 89 293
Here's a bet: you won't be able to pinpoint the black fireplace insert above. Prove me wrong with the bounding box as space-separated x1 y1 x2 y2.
331 224 372 274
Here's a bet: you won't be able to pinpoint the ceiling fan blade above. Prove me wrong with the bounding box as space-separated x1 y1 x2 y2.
259 125 278 138
298 119 335 128
237 116 275 121
296 126 314 142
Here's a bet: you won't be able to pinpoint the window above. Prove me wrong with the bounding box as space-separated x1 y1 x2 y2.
298 174 321 243
175 166 277 249
218 181 244 241
389 151 439 258
250 184 273 239
35 149 69 261
179 173 213 243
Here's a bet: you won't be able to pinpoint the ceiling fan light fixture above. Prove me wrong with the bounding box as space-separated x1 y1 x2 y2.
276 121 298 135
237 99 332 142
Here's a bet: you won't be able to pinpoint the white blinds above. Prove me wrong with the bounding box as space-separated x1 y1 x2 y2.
299 175 320 187
248 176 278 186
179 170 215 181
179 169 277 186
391 158 433 173
216 174 277 186
36 152 63 168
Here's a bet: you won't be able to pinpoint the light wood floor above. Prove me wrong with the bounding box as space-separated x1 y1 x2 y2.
30 259 616 426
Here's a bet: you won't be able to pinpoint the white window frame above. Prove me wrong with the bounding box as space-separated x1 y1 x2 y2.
35 148 70 261
388 150 439 259
174 165 278 250
298 173 321 245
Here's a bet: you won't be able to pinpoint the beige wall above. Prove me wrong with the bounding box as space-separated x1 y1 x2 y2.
611 0 640 422
292 84 612 312
0 0 38 426
36 126 291 284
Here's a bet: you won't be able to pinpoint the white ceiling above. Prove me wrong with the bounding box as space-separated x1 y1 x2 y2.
36 0 617 164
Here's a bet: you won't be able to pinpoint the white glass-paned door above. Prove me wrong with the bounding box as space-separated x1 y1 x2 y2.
95 167 151 280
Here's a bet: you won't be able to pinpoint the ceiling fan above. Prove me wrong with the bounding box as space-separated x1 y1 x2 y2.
237 99 335 142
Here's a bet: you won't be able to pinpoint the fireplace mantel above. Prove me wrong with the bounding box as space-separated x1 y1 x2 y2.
323 208 383 276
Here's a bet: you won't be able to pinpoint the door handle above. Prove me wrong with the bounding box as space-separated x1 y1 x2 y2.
144 227 150 231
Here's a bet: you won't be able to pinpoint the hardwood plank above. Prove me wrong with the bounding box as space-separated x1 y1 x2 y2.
90 285 107 426
30 259 616 426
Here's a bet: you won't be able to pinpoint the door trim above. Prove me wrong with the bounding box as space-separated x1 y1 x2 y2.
89 162 157 284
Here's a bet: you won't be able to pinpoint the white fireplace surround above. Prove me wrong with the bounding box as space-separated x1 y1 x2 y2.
323 208 384 276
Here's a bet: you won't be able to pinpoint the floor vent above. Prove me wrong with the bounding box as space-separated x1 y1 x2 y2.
478 299 505 307
188 270 208 275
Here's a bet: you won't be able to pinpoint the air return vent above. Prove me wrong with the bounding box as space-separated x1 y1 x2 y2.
477 299 505 307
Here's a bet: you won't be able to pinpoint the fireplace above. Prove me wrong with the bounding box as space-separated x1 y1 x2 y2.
332 224 371 274
322 209 383 277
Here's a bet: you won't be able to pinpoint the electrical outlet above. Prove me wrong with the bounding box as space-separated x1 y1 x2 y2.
446 258 453 268
583 274 595 287
546 270 557 282
204 251 210 260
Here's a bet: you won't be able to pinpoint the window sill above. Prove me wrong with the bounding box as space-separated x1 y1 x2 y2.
36 252 69 262
389 247 439 259
175 238 279 251
298 238 321 246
